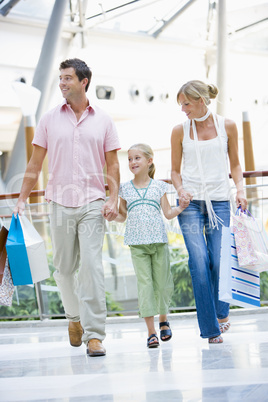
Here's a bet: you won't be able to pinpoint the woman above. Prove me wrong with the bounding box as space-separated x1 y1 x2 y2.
171 80 247 343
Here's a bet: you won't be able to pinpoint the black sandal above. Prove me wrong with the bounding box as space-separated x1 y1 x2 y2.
147 334 159 348
159 321 172 342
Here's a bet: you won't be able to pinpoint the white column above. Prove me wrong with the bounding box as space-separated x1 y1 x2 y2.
3 0 68 188
216 0 227 116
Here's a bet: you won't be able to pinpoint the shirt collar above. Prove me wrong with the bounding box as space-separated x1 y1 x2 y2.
60 98 95 112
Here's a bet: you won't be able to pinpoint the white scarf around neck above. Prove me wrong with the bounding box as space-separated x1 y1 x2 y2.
194 108 211 122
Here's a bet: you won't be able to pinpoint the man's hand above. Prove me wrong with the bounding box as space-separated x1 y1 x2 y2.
101 199 118 222
13 200 26 217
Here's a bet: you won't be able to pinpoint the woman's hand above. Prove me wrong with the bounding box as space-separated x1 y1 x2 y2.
178 189 193 209
236 190 247 211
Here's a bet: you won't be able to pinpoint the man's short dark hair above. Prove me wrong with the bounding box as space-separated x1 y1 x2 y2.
59 58 92 92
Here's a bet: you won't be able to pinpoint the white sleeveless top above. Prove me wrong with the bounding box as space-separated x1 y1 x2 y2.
181 115 230 201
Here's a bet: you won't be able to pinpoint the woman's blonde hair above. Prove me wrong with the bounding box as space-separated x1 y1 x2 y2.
177 80 219 106
128 143 155 179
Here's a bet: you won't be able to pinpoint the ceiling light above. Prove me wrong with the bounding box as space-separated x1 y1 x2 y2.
145 87 154 103
96 86 115 100
129 86 140 101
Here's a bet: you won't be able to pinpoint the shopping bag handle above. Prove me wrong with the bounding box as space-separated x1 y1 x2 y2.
235 206 253 218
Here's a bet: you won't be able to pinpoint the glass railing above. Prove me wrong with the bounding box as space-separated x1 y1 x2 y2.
0 171 268 320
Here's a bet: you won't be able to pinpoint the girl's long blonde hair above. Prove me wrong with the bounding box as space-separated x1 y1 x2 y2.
128 143 155 179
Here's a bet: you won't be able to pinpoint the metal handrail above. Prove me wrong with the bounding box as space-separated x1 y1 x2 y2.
1 170 268 320
0 170 267 201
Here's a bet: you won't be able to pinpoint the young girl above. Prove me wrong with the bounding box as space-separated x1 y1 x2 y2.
115 143 187 348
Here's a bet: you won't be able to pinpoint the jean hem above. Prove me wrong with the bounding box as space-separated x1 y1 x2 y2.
217 315 229 320
200 332 221 339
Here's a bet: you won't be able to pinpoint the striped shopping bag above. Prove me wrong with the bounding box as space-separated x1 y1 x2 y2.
219 225 260 308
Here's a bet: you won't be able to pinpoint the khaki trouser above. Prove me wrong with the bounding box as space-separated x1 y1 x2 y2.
49 200 106 343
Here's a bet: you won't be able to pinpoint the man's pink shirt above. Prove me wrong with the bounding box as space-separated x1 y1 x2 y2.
33 100 120 207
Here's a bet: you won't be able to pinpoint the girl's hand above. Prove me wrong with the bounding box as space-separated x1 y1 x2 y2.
178 189 193 209
236 190 247 211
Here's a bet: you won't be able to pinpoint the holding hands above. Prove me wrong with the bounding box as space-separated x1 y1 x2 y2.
101 199 118 221
178 189 193 209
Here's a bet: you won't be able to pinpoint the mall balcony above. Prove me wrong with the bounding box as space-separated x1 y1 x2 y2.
0 173 268 401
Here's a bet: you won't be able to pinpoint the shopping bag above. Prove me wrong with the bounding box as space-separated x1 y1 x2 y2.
0 226 8 285
0 258 15 306
6 214 50 286
0 225 15 306
219 225 260 308
233 208 268 272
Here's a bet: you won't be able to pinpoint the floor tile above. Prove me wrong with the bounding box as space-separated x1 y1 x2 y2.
0 308 268 401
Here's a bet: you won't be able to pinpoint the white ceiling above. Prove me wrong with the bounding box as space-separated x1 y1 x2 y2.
1 0 268 52
0 0 267 167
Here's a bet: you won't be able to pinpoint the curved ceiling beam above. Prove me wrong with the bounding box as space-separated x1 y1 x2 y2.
86 0 140 20
0 0 20 17
150 0 198 38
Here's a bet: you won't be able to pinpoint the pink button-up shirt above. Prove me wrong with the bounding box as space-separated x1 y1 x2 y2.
33 100 120 207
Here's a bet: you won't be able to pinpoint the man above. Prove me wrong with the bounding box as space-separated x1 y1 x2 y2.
14 58 120 357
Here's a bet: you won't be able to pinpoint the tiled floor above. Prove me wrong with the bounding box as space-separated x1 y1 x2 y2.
0 308 268 401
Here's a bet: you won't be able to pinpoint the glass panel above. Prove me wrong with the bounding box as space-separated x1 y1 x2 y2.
1 176 268 320
0 285 39 319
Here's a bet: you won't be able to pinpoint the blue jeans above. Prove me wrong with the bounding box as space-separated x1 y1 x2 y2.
177 200 230 338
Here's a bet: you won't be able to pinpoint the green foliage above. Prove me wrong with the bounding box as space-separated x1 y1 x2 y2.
168 246 268 310
2 242 268 320
105 291 123 316
169 246 195 310
0 285 39 319
260 271 268 303
0 250 122 320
